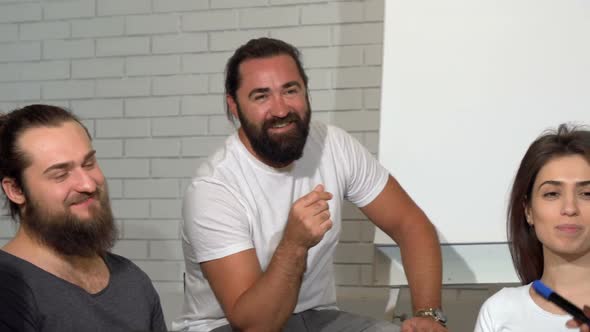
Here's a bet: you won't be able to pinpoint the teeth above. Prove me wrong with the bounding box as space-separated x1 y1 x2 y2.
273 122 290 128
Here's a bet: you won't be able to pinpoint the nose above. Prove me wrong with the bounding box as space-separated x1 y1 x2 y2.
269 95 289 118
561 192 580 216
72 168 97 194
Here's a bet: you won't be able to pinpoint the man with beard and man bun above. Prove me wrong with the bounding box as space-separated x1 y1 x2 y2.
174 38 447 332
0 104 167 332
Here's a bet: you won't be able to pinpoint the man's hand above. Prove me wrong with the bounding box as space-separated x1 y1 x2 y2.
282 184 333 250
566 305 590 331
401 317 448 332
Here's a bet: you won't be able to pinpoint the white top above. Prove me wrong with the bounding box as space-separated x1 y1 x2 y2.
172 122 389 331
474 283 571 332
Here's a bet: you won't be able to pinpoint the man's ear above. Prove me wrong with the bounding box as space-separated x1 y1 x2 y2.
226 95 239 119
2 178 25 205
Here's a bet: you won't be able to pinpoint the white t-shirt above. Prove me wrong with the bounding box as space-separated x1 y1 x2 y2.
474 283 572 332
172 122 389 331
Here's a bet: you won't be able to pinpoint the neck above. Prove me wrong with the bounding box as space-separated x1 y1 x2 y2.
541 249 590 295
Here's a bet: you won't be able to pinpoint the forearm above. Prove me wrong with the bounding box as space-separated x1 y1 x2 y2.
228 242 308 331
396 216 442 311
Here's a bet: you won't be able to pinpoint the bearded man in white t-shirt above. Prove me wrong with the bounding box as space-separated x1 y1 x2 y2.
173 37 447 332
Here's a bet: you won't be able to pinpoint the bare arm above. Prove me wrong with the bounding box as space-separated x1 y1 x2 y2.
201 185 333 331
361 176 446 331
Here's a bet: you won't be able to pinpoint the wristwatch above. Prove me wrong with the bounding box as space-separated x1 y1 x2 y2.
414 308 447 327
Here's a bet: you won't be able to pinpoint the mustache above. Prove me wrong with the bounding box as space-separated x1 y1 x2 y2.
66 192 98 205
265 112 302 128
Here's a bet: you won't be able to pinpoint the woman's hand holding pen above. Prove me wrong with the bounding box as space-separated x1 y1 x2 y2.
567 306 590 332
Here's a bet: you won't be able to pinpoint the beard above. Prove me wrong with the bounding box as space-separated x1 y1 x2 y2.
237 100 311 166
21 185 117 258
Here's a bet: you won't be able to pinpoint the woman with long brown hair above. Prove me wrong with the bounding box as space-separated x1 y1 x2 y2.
475 124 590 331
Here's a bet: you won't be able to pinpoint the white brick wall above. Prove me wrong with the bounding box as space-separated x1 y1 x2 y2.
1 0 490 329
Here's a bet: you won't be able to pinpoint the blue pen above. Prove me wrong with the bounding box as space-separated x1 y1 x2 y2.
532 280 590 326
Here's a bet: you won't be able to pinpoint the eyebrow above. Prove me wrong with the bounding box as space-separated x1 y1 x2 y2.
246 81 302 99
43 150 97 175
538 180 590 189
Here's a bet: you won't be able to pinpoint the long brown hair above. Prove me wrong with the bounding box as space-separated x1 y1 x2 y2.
507 124 590 284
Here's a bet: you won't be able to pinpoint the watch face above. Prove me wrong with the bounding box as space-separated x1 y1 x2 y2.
434 309 447 323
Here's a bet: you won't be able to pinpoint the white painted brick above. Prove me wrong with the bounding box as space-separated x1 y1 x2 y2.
210 30 267 51
240 7 299 29
21 61 69 81
126 55 180 76
182 52 229 74
360 265 374 285
92 139 124 158
112 240 149 259
364 45 382 65
0 24 18 42
97 0 151 16
19 21 69 41
0 3 41 23
363 88 380 109
340 221 362 242
42 80 94 99
208 73 224 93
302 3 364 25
96 118 150 138
151 158 202 178
0 42 40 61
0 239 9 246
125 97 180 117
96 78 151 97
363 131 379 155
152 33 208 54
208 115 234 135
181 95 224 115
152 75 208 96
360 222 376 242
270 0 330 4
71 99 124 118
125 179 180 198
181 137 225 157
126 14 180 35
303 46 363 68
365 0 385 21
43 0 95 20
334 243 374 263
0 220 16 237
125 138 181 157
105 179 123 198
133 260 184 281
211 0 267 8
43 39 94 59
342 200 366 219
124 220 180 240
334 264 361 285
271 26 331 48
71 17 125 38
333 23 383 45
306 69 332 90
80 119 95 137
153 0 208 13
310 89 362 111
0 102 17 112
152 116 208 136
150 240 183 260
182 10 237 32
72 58 124 78
110 199 150 218
0 82 40 101
0 63 20 82
150 199 182 218
334 66 381 88
96 36 150 56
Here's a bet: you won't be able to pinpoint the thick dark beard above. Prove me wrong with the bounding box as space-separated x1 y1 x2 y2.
21 186 117 258
237 100 311 166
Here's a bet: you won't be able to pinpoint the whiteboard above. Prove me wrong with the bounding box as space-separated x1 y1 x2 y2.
377 0 590 246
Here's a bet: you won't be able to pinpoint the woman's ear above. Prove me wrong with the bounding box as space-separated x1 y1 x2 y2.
1 178 25 205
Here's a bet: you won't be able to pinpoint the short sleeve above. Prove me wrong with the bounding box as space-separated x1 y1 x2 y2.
182 179 254 263
474 297 495 332
329 126 389 207
0 267 39 332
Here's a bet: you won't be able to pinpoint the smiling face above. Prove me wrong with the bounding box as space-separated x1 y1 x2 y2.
14 121 115 256
526 154 590 260
227 54 311 167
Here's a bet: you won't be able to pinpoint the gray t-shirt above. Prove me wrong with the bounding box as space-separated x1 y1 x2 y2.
0 250 167 332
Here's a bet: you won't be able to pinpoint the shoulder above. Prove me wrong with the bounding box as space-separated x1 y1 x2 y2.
105 252 151 284
480 285 530 315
